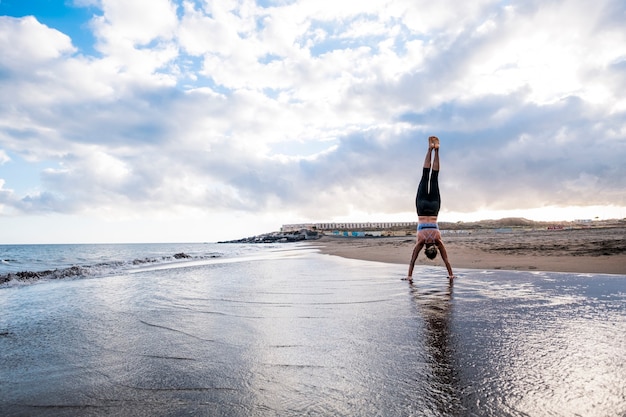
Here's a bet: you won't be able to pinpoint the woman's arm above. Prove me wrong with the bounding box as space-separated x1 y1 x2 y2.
407 241 424 279
437 240 455 279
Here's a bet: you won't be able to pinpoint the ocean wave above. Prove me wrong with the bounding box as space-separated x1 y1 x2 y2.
0 252 222 288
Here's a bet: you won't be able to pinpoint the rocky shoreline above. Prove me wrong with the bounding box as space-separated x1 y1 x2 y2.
219 229 321 244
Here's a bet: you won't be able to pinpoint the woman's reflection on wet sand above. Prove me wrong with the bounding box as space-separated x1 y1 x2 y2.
409 280 462 416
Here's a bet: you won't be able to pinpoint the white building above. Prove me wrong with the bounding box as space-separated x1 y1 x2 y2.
281 222 417 233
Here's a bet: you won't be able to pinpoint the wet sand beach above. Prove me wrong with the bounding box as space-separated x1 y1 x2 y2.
311 226 626 275
1 246 625 416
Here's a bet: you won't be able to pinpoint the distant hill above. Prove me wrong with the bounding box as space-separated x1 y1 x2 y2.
439 217 539 229
439 217 625 230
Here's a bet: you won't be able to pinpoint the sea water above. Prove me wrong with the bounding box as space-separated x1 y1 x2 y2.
0 243 625 416
0 243 261 284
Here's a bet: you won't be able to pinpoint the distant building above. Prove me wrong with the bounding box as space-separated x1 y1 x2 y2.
281 222 417 233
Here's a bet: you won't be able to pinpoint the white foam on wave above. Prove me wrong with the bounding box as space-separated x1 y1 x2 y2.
0 252 225 288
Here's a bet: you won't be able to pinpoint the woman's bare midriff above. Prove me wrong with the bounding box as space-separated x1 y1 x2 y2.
418 215 438 224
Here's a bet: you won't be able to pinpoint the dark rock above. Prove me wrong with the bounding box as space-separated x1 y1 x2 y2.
219 229 320 244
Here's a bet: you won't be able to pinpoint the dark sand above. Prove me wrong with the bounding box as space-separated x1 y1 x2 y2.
311 226 626 275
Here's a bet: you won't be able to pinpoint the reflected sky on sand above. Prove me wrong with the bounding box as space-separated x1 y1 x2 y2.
1 247 624 416
449 270 626 416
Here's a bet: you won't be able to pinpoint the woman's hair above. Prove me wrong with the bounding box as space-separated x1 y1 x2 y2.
425 244 438 260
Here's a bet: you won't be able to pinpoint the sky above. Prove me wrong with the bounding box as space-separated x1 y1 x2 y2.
0 0 625 244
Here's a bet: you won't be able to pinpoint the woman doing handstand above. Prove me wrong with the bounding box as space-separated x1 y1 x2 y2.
407 136 454 281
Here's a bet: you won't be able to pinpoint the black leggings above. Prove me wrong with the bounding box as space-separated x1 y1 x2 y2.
416 168 440 216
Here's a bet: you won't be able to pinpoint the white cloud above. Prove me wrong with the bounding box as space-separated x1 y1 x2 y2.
400 0 497 35
92 0 178 46
0 150 10 165
457 0 626 105
0 16 76 64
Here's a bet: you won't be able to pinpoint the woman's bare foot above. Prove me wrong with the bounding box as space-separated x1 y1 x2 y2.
429 136 440 149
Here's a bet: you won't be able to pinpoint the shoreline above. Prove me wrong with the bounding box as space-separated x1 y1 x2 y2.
309 227 626 275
